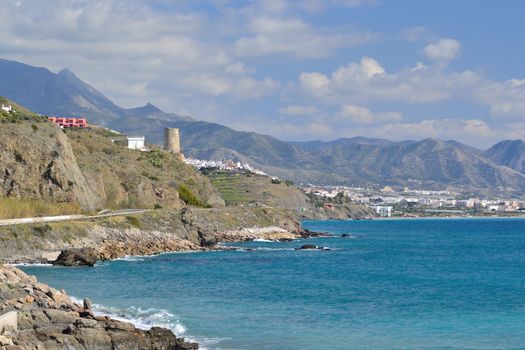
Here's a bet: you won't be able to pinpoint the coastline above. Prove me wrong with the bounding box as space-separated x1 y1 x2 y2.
0 264 199 349
0 207 304 265
9 217 524 347
0 206 309 348
0 220 331 349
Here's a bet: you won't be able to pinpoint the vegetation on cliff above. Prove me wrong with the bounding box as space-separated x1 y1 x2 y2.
0 96 45 124
0 98 223 219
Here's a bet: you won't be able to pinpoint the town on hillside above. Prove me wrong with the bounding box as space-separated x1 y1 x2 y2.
30 112 525 219
301 184 525 217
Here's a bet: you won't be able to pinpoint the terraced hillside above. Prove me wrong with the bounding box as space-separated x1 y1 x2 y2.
204 169 308 209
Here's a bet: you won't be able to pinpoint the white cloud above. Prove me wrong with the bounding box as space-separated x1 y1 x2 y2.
423 38 461 61
0 0 288 107
299 72 331 92
171 74 279 99
473 79 525 120
401 26 433 43
232 77 280 99
234 17 377 58
347 118 516 148
296 56 482 104
336 104 402 124
225 62 252 74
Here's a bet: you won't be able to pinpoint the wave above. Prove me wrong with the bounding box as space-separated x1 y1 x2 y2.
70 297 184 333
113 256 146 262
10 262 53 267
252 238 276 242
69 297 224 350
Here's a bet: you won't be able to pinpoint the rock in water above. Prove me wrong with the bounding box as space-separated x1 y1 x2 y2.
52 248 98 267
297 244 318 250
341 233 351 238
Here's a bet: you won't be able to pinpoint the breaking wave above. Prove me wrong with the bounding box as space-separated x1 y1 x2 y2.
69 297 225 350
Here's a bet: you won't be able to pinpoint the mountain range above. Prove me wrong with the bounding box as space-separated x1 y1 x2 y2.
1 57 525 196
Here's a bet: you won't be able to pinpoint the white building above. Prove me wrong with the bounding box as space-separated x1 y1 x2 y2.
127 136 146 151
1 104 13 112
372 205 393 217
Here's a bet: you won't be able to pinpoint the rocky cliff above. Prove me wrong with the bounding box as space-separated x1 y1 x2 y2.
0 116 224 216
0 264 198 349
0 121 102 211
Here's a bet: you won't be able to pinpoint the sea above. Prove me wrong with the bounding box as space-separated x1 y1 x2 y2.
21 218 525 350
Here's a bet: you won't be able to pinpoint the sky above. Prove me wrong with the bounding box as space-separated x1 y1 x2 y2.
1 0 525 148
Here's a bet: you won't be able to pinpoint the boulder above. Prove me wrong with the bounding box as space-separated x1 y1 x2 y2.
296 244 318 250
52 248 98 267
83 298 92 311
300 229 331 239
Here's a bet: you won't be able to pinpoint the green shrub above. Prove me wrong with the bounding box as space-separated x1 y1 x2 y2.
140 149 167 168
125 216 141 228
178 184 209 207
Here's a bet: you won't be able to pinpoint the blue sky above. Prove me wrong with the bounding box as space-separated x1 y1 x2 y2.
1 0 525 148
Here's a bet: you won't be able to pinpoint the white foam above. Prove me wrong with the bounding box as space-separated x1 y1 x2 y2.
9 262 53 267
113 255 145 262
69 296 227 350
255 247 295 251
252 238 275 242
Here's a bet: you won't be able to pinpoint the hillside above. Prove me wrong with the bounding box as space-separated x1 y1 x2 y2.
174 121 525 195
203 169 308 208
2 58 525 195
483 140 525 173
0 102 224 217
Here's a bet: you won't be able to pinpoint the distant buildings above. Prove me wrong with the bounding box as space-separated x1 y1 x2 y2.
372 205 393 217
301 183 525 216
1 104 13 112
184 157 267 175
48 117 87 128
108 135 148 151
127 136 146 151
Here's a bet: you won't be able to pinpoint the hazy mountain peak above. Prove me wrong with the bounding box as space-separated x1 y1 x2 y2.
483 139 525 173
58 68 75 76
125 102 164 116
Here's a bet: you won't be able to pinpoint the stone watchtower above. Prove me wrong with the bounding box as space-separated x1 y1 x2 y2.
164 128 181 154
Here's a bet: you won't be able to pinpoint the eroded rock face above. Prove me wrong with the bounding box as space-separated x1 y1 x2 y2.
52 248 98 267
0 123 102 210
0 265 199 349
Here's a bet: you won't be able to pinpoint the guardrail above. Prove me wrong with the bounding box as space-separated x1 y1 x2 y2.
0 209 148 227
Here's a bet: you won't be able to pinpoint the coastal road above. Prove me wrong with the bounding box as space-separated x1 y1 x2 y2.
0 209 149 227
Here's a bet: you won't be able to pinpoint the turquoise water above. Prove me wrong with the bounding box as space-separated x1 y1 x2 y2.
22 218 525 350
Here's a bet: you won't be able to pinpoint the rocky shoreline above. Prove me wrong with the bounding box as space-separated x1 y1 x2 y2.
0 264 198 349
0 207 304 265
0 208 326 348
